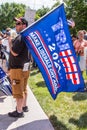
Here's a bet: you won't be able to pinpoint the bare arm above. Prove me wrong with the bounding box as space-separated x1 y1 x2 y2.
8 36 18 57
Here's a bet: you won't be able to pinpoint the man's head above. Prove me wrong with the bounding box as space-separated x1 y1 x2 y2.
14 17 28 33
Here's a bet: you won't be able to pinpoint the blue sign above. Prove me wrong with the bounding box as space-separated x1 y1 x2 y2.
0 67 12 95
21 4 84 99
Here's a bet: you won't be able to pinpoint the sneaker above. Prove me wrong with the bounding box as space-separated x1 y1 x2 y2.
8 110 24 118
23 106 29 112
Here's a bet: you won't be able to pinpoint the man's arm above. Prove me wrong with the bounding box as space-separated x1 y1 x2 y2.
8 36 18 57
10 48 18 56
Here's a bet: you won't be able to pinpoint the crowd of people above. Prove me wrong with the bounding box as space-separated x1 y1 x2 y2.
0 27 17 72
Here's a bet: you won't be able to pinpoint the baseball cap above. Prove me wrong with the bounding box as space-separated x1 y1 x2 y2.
14 17 28 27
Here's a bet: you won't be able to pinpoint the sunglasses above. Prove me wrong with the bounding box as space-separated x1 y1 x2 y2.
16 22 22 25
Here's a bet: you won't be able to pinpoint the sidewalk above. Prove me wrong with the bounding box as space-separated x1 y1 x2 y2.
0 86 54 130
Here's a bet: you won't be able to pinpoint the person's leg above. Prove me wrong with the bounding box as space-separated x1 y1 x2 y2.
16 98 23 112
8 69 24 117
22 71 30 112
23 92 28 107
8 97 24 118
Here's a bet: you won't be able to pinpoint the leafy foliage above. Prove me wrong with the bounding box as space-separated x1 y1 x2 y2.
65 0 87 34
35 2 61 21
35 6 50 21
0 2 26 30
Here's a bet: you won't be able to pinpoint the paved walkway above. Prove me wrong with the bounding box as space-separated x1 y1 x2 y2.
0 86 54 130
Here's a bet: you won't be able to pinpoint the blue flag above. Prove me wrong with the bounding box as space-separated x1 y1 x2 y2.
21 4 85 99
0 67 12 96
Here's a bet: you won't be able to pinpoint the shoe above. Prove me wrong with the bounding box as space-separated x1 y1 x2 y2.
8 110 24 118
23 106 29 112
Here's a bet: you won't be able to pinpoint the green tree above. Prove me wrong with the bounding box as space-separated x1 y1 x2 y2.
0 2 26 30
35 6 50 21
35 1 61 21
65 0 87 34
50 0 87 35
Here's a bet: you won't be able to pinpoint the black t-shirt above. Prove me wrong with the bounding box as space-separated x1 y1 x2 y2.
9 35 30 69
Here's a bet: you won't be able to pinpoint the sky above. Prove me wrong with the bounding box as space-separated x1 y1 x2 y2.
0 0 61 10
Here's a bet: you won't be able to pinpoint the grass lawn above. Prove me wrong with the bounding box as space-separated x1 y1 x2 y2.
28 68 87 130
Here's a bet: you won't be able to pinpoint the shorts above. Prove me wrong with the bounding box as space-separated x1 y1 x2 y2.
79 56 86 71
10 69 30 98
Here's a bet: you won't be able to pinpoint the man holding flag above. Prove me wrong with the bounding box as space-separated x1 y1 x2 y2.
8 17 30 118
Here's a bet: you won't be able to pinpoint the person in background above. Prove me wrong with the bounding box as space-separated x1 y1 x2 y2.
73 30 87 74
8 17 30 118
0 31 4 39
0 31 8 72
0 28 17 72
83 30 87 40
71 34 77 43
